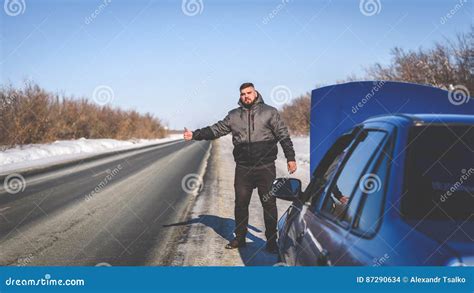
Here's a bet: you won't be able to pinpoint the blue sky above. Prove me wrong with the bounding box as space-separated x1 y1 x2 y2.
1 0 472 129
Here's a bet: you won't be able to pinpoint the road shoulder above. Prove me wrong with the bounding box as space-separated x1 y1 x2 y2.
163 136 309 266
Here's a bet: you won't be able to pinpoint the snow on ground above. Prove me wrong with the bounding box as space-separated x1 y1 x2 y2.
0 134 183 174
165 135 310 266
291 135 310 167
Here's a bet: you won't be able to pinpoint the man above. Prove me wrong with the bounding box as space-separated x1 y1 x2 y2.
183 82 297 253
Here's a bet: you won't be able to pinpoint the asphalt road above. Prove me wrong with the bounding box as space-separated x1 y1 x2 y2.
0 139 211 266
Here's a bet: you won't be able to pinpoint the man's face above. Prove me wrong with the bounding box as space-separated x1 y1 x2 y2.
240 87 257 105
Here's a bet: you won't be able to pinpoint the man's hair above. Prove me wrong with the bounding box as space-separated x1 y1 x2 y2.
239 82 254 91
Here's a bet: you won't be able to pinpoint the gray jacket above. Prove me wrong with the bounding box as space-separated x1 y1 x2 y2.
192 92 295 167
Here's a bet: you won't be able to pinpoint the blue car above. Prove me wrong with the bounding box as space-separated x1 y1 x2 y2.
273 114 473 266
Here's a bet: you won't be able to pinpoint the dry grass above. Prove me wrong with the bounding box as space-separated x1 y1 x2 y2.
0 83 168 149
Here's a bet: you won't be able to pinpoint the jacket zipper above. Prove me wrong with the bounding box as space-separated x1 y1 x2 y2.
248 110 252 142
251 113 255 131
247 109 251 159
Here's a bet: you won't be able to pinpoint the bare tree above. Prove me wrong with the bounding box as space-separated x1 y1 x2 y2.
280 93 311 135
281 27 473 135
365 26 473 93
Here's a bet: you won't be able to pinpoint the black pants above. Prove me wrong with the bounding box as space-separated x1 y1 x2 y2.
233 163 277 242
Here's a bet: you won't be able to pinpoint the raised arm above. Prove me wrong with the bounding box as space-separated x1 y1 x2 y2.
184 113 232 141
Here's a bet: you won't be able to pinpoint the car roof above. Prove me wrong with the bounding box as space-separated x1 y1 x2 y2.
363 114 474 127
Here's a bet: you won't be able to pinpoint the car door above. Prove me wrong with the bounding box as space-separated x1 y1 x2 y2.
337 130 394 266
277 131 355 265
279 131 358 265
296 129 388 266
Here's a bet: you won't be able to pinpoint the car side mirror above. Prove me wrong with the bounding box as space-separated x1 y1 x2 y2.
270 178 302 201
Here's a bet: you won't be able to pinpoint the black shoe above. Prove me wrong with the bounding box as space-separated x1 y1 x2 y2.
225 238 246 249
265 241 278 254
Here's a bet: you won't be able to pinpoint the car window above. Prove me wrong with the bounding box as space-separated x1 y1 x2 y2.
351 141 392 236
401 125 474 221
320 130 387 221
302 133 356 206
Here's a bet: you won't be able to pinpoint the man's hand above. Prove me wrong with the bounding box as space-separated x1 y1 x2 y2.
287 161 297 174
183 127 193 141
339 195 349 205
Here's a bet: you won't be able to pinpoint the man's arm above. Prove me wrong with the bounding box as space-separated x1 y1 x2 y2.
332 185 349 205
184 114 231 141
270 110 297 173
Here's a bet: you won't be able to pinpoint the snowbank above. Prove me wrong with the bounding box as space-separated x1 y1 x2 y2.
291 136 310 167
0 134 183 173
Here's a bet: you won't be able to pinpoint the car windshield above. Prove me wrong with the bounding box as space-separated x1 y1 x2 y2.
401 124 474 221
